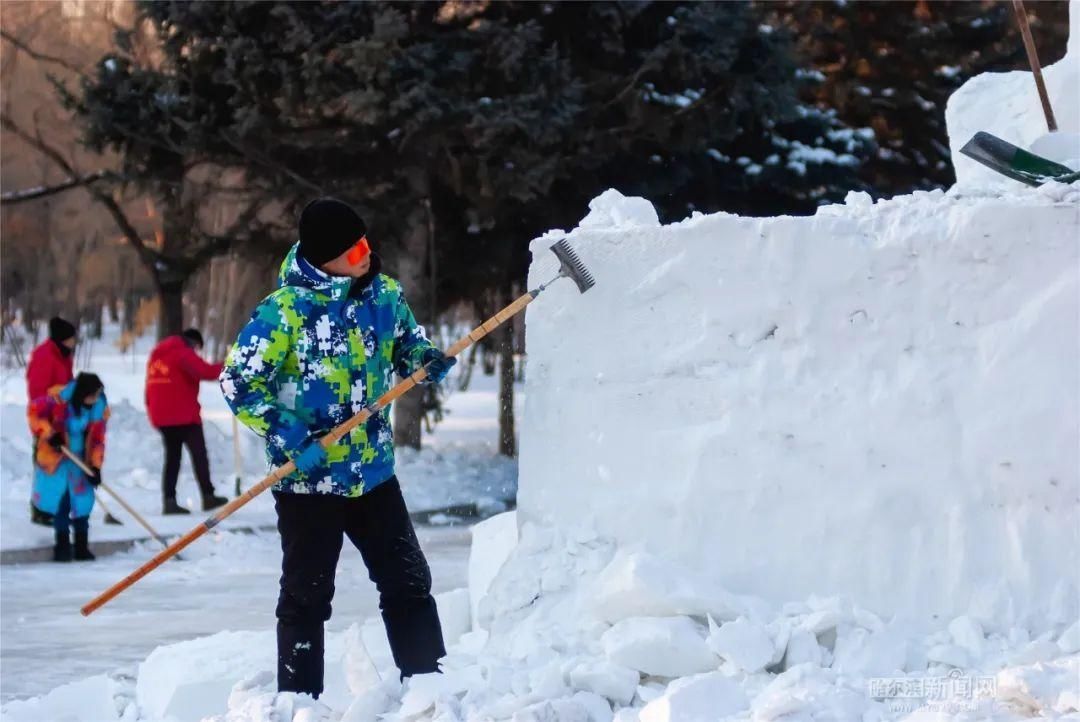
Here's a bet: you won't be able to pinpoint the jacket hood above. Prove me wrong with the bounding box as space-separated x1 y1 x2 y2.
278 242 383 299
159 335 188 352
58 379 108 421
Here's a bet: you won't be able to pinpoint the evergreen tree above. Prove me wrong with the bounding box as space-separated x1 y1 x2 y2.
766 0 1070 194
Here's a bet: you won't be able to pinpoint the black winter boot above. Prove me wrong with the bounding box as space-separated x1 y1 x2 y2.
31 504 54 527
73 529 95 561
53 531 72 562
277 621 325 698
202 494 229 511
162 498 191 515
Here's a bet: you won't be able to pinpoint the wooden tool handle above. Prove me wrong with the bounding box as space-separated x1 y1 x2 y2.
81 289 540 616
59 446 171 550
1012 0 1057 132
80 465 291 616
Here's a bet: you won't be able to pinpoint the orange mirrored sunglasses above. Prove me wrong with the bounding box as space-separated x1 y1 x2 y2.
346 236 371 265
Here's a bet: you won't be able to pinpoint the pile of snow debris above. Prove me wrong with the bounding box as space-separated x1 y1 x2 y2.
10 511 1075 722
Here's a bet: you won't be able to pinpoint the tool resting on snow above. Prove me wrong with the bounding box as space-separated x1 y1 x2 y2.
81 239 595 616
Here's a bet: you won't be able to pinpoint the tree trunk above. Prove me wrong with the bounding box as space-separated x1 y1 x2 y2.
157 279 185 339
89 306 103 339
107 293 120 324
497 290 516 458
392 186 432 450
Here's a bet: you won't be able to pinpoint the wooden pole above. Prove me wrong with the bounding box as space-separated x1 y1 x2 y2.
81 289 540 616
1012 0 1057 132
60 447 171 550
232 416 243 497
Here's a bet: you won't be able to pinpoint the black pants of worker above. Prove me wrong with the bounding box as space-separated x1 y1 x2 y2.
159 424 215 502
273 477 445 697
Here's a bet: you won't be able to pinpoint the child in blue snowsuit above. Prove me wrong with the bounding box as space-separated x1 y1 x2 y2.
28 373 108 561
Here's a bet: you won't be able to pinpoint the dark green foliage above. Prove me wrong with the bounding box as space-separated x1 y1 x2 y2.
766 0 1070 194
61 1 876 310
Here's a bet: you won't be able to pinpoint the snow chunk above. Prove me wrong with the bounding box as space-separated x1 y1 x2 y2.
436 587 473 647
569 659 640 705
782 629 824 669
512 697 591 722
831 625 907 677
705 616 775 673
136 630 275 722
577 190 660 230
601 617 716 677
1030 131 1080 171
1058 619 1080 654
1 675 124 722
948 615 986 658
639 673 748 722
590 549 744 623
469 511 518 631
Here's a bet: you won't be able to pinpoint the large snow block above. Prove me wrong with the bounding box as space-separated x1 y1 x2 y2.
520 188 1079 628
136 630 275 722
1 675 123 722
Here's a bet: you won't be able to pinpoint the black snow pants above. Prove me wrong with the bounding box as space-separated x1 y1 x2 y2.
159 424 215 502
273 477 445 697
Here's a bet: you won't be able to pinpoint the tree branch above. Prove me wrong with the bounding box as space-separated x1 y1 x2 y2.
219 130 326 195
0 29 86 78
1 111 162 272
0 170 117 204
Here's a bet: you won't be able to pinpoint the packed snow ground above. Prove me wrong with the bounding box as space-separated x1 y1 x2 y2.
0 524 470 704
0 327 518 552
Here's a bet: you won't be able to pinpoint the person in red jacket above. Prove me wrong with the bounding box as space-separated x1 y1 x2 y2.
27 317 76 402
26 316 77 525
146 328 229 514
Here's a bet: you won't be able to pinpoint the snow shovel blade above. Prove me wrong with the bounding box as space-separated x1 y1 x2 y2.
104 513 123 525
960 131 1080 186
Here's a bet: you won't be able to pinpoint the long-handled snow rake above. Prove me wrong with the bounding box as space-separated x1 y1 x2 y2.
60 446 173 551
81 239 595 616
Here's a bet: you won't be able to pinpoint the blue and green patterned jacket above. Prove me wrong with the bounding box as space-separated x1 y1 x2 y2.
220 243 434 496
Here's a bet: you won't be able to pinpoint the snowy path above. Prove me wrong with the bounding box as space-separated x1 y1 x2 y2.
0 525 470 702
1 329 520 553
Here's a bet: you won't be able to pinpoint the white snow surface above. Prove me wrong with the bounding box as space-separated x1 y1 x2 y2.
521 185 1079 629
947 1 1080 184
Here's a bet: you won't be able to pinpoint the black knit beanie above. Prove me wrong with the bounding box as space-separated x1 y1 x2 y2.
298 198 368 266
71 372 103 408
181 328 204 348
48 316 76 343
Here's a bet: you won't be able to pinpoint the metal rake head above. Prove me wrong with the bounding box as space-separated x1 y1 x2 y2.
550 239 595 294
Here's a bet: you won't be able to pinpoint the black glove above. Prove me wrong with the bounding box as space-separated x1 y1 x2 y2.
420 348 456 385
47 432 64 451
88 467 102 487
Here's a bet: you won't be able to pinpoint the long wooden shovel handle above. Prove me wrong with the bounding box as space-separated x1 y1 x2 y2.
1012 0 1057 132
81 289 539 617
59 447 171 550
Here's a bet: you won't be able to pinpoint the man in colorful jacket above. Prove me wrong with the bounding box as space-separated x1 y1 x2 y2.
146 328 228 514
221 198 456 696
28 373 108 562
25 316 77 525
